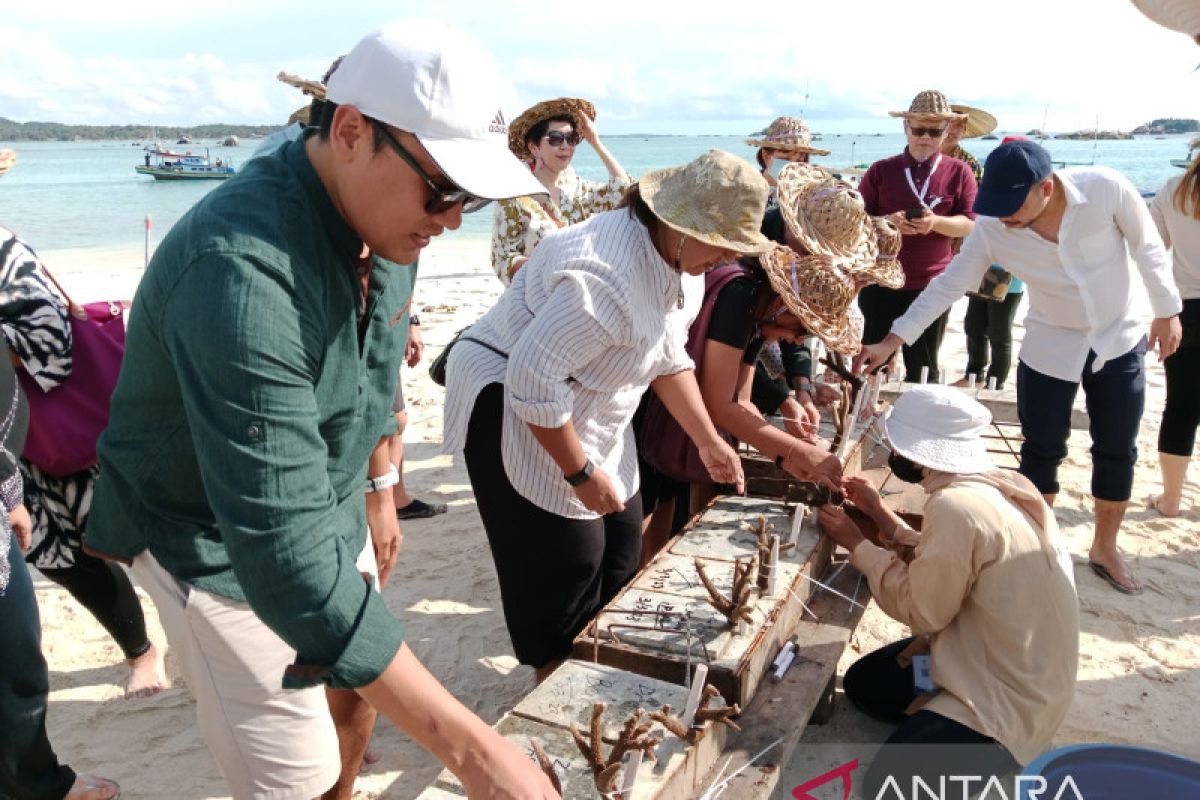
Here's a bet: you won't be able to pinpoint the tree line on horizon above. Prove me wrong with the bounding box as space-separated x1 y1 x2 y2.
0 117 282 142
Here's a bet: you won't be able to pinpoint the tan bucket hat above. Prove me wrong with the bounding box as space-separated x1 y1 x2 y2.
1132 0 1200 39
508 97 596 159
640 150 773 255
0 149 16 178
761 245 862 355
889 90 968 122
745 116 831 156
775 163 904 288
950 104 998 139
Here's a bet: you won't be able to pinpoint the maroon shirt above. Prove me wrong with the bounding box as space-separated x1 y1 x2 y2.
860 149 977 290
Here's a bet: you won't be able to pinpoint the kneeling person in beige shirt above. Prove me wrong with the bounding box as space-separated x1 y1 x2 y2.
819 385 1079 795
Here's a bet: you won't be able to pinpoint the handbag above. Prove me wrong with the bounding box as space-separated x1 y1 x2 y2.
16 266 128 477
967 264 1014 303
428 326 508 387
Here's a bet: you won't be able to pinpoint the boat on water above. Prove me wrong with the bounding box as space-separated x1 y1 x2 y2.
136 149 235 181
1170 135 1199 169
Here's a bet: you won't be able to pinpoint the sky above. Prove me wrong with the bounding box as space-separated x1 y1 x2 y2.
1 0 1197 136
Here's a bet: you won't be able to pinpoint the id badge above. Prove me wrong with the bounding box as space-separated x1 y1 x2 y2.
912 654 935 693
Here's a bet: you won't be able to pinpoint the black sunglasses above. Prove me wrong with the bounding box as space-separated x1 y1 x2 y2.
909 126 947 138
371 121 492 214
543 131 581 147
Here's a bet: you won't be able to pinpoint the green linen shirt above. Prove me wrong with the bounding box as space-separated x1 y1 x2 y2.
87 136 412 690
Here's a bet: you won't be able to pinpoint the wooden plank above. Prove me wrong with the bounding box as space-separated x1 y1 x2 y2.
879 383 1090 430
693 560 871 799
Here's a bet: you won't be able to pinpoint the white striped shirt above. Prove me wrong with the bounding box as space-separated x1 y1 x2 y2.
442 209 702 519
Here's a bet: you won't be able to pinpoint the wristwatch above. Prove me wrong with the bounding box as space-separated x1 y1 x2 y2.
565 459 595 487
364 465 400 493
408 314 420 326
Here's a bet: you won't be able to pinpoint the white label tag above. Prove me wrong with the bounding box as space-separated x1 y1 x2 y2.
912 654 935 693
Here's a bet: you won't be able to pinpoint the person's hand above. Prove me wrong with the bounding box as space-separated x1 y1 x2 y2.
365 491 401 586
697 437 746 494
1149 315 1182 362
817 504 866 553
10 504 32 551
853 334 903 376
842 475 883 519
573 466 625 516
900 210 937 236
793 389 822 442
458 732 561 799
783 441 842 491
405 324 425 367
575 112 599 147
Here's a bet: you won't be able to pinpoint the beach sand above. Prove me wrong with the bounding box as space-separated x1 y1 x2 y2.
32 238 1200 799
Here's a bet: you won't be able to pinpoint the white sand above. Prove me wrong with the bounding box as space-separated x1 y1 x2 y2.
33 238 1200 799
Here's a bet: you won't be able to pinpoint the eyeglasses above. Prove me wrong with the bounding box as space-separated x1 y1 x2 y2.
543 131 581 148
908 126 947 138
371 121 492 214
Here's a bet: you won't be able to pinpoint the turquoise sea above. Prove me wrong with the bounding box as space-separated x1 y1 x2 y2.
0 132 1192 252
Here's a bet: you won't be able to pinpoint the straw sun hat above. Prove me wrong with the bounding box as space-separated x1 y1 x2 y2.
745 116 831 156
881 385 995 474
950 104 998 139
889 90 968 122
640 150 773 256
776 163 904 289
507 97 597 159
0 149 16 178
761 246 861 356
1132 0 1200 40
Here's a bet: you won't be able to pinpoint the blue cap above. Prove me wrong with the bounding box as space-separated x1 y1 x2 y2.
973 140 1053 217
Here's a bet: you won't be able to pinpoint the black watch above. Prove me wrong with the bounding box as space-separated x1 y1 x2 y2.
565 459 595 487
408 314 420 326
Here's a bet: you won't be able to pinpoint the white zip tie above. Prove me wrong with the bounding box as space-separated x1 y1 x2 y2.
786 586 819 620
699 736 785 799
797 571 867 609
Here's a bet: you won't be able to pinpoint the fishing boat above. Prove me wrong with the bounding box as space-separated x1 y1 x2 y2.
1170 135 1199 169
136 149 235 181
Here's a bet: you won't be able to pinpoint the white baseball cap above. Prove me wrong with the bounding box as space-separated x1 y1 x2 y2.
881 385 995 474
325 20 544 202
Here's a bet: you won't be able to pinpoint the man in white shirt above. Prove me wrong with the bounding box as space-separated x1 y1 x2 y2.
856 140 1182 594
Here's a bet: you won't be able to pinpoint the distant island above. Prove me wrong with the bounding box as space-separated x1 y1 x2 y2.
1054 130 1134 141
1132 118 1199 135
0 117 281 142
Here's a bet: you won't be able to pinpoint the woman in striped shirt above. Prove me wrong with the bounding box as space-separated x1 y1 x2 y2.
444 150 771 680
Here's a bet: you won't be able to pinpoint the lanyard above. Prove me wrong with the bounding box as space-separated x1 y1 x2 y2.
904 154 942 209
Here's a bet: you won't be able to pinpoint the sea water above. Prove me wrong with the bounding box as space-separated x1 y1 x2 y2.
0 132 1192 253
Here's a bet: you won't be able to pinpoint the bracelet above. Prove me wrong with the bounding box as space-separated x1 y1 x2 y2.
565 458 594 487
774 442 798 469
364 465 400 493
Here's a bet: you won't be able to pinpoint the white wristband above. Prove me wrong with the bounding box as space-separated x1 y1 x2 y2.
365 465 399 493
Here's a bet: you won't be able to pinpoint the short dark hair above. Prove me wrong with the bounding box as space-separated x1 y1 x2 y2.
316 101 386 151
526 114 577 147
617 183 658 231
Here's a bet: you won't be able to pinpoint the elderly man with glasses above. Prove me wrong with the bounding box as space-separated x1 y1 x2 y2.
857 90 978 383
84 22 558 800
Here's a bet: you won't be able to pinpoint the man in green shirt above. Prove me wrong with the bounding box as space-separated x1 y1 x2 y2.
86 21 556 800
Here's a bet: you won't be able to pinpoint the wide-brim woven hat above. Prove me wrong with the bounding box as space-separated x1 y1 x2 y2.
508 97 596 160
950 104 998 139
1132 0 1200 38
0 149 16 177
889 90 968 122
881 385 994 474
640 150 772 255
745 116 831 156
868 216 905 289
761 245 862 355
776 163 878 264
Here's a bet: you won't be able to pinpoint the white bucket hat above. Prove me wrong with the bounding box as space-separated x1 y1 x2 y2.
325 20 544 202
881 385 994 474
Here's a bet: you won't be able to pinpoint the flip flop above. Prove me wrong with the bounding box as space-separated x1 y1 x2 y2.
396 498 448 520
1089 560 1144 596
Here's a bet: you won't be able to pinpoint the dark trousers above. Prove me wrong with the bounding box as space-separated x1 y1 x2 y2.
464 384 643 668
37 551 151 661
1159 299 1200 457
964 292 1024 389
1016 338 1146 501
843 637 1020 798
860 285 950 383
1 531 76 800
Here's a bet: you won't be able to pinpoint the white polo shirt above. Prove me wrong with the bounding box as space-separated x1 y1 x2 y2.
891 166 1182 382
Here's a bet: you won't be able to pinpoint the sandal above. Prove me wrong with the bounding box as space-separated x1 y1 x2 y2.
396 498 448 520
1088 560 1144 596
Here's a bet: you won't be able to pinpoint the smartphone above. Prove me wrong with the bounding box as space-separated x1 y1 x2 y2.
905 207 926 220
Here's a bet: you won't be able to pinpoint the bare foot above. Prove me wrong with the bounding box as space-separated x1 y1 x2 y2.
1149 493 1182 518
125 642 168 699
359 745 382 773
66 773 120 800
